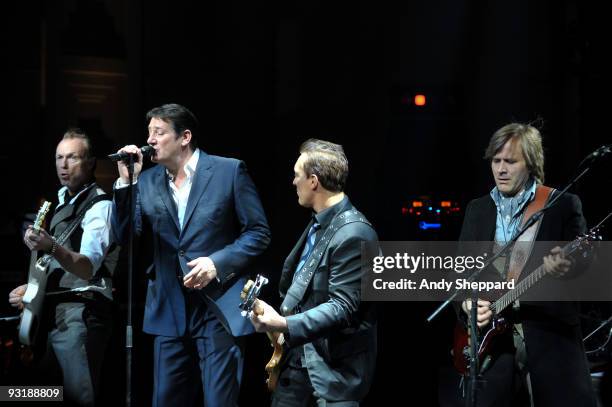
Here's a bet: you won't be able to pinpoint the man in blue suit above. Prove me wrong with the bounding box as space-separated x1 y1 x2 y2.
112 103 271 406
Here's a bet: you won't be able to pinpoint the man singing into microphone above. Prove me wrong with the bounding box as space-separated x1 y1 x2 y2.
112 103 270 406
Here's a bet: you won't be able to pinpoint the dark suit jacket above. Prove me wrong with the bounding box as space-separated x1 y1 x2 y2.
113 151 270 337
459 190 595 406
280 197 378 402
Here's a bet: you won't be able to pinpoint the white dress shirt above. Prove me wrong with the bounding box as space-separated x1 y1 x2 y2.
167 149 200 229
114 149 201 230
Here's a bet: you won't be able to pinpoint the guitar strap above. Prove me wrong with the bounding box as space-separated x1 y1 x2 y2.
506 185 554 283
38 194 112 268
280 209 371 316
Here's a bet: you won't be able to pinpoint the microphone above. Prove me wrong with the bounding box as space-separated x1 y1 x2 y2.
578 144 611 169
587 144 611 159
108 145 154 162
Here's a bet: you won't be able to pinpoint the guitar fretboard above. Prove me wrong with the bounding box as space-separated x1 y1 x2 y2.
490 241 581 314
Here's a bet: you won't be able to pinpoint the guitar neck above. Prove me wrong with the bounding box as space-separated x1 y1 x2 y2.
492 264 546 313
491 243 573 314
32 222 43 235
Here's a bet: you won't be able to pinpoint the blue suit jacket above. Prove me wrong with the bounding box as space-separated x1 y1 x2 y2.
113 151 271 337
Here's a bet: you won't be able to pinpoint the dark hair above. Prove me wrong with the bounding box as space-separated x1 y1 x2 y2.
146 103 199 149
484 122 545 184
299 138 348 192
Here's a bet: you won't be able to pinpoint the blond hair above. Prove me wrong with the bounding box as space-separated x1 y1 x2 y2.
484 123 545 184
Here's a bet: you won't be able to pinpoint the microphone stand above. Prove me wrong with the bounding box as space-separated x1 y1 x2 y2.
427 145 610 407
109 148 150 406
584 315 612 344
125 155 135 407
466 288 479 407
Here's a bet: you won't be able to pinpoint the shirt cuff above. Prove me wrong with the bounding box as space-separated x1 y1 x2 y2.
114 177 138 189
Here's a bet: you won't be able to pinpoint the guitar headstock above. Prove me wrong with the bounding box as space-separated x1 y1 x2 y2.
585 211 612 243
568 221 606 258
239 274 269 316
32 201 52 233
584 225 604 243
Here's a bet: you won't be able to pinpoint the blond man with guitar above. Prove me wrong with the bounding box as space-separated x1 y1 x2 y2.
446 123 596 407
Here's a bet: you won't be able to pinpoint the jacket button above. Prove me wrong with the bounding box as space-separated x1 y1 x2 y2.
179 250 185 257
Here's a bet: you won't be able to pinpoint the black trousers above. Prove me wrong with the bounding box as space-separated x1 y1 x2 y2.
271 349 359 407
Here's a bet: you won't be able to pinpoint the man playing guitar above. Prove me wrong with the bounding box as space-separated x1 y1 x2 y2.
249 139 379 407
448 123 596 407
9 128 118 406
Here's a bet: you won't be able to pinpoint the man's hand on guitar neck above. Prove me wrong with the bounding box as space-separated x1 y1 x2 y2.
24 226 54 253
23 226 94 281
462 299 492 328
249 299 288 334
543 246 572 277
8 284 27 310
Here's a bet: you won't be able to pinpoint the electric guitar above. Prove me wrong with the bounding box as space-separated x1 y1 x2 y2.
239 275 284 391
453 216 608 375
18 201 53 346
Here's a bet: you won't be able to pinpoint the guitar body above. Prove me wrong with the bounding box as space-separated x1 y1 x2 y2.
452 316 510 375
18 256 50 346
240 275 285 391
264 331 284 391
451 216 606 375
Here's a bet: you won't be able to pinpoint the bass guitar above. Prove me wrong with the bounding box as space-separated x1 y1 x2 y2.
240 275 284 391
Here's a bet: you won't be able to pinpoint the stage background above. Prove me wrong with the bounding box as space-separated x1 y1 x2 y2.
1 1 610 405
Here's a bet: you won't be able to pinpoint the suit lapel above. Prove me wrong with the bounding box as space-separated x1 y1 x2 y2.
181 151 214 234
483 198 497 241
156 166 181 232
279 220 313 294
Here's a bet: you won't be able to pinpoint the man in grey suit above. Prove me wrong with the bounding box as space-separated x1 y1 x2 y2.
250 139 378 406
